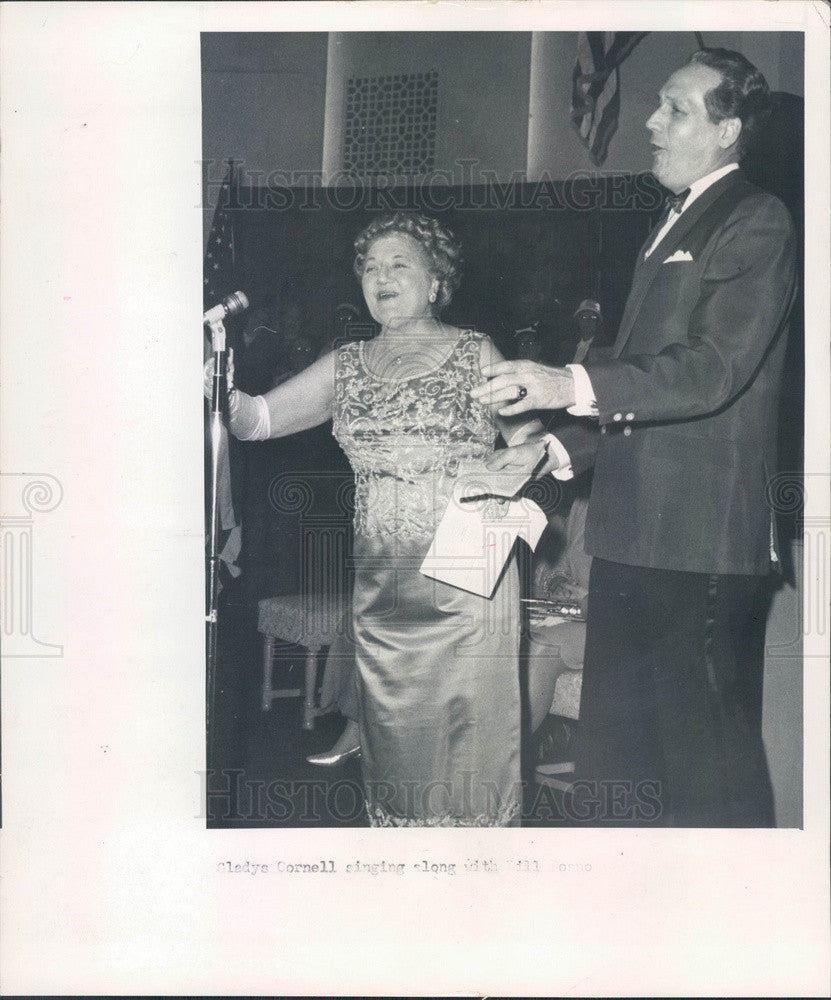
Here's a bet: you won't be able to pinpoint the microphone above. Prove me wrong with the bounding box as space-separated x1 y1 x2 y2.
204 290 249 325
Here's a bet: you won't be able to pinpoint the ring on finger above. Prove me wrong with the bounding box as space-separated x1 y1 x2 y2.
516 385 528 400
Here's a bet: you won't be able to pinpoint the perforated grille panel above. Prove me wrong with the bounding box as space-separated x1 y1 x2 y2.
343 70 438 177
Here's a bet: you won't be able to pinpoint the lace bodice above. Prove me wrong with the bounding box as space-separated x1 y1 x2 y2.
333 329 498 541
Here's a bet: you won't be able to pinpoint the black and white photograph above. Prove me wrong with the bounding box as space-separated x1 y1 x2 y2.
203 29 806 831
1 2 828 996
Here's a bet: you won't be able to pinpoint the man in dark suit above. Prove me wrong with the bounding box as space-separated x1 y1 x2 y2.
473 49 798 826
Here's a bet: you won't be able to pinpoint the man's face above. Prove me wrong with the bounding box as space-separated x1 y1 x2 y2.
576 312 600 339
646 62 738 193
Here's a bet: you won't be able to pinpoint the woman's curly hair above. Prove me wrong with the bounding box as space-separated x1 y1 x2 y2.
353 212 463 312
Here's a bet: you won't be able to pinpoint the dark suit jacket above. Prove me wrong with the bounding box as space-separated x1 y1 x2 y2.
559 170 798 575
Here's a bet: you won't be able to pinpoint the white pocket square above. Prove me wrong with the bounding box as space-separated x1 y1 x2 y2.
663 249 694 263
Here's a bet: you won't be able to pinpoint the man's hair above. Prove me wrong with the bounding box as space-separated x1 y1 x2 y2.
687 48 771 158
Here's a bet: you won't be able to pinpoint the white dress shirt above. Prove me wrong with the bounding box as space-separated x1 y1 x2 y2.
644 162 739 259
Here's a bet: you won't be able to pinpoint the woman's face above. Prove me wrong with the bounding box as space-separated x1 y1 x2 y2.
360 232 439 328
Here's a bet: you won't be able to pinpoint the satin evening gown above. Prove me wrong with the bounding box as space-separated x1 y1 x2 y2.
333 329 522 826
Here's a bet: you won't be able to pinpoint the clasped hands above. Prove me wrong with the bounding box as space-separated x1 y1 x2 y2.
470 360 576 476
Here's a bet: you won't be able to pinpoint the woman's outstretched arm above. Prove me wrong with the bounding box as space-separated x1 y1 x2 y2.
206 350 336 440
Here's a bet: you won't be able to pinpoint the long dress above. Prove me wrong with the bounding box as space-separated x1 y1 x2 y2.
332 328 522 826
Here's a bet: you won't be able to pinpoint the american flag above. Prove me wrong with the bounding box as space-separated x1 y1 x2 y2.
204 163 238 309
204 162 242 588
571 32 647 166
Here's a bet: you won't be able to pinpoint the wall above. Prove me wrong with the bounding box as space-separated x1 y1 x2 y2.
528 31 804 180
201 31 804 193
323 32 532 184
201 33 328 194
201 33 328 254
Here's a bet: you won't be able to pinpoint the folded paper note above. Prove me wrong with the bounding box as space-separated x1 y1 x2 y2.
421 464 549 598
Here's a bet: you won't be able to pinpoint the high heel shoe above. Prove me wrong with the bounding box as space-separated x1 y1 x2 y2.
306 745 361 767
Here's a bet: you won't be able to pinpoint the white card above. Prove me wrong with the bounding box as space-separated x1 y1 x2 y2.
420 472 549 597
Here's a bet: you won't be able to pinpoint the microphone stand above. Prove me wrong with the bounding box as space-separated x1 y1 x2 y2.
206 316 228 766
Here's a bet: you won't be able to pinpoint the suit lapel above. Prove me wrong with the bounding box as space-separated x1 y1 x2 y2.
612 171 744 359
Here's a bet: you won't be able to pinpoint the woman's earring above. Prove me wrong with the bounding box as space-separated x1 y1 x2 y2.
429 285 437 303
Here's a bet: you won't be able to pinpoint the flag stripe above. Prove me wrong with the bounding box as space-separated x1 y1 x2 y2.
570 31 647 166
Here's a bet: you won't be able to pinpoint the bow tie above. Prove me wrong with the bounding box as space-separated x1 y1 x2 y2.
665 188 691 214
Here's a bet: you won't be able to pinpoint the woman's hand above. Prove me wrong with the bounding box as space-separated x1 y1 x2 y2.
203 349 235 400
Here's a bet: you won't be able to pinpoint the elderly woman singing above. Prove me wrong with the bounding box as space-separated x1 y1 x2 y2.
206 212 547 825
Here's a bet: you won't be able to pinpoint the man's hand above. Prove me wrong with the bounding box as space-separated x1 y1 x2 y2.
470 360 576 415
484 439 559 475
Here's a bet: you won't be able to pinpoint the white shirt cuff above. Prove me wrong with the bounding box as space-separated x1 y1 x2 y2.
565 364 599 417
543 433 574 481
